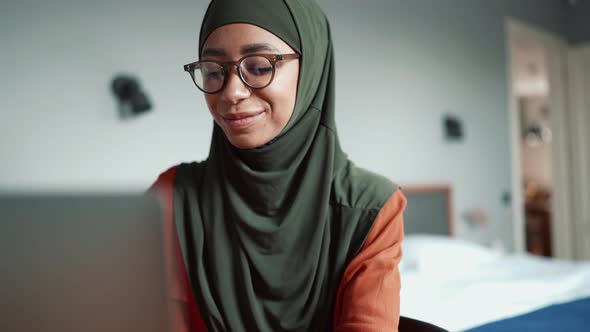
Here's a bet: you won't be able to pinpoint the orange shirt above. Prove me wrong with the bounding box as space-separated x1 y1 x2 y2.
151 167 405 332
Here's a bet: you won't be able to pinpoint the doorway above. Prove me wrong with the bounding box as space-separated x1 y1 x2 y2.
506 19 573 259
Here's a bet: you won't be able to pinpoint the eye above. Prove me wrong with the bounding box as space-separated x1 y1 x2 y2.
205 70 224 80
241 56 273 77
199 62 224 81
245 65 272 76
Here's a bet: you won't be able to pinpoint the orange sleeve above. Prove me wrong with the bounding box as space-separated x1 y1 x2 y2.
333 189 406 332
149 167 209 332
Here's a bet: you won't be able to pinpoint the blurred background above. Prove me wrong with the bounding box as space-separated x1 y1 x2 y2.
1 0 589 259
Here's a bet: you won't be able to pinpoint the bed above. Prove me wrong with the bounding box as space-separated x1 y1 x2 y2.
399 186 590 332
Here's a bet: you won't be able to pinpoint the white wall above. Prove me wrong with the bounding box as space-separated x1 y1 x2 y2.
1 0 213 192
0 0 566 251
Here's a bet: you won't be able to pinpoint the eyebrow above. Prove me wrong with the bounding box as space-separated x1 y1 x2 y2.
201 43 280 58
240 43 280 54
201 48 226 57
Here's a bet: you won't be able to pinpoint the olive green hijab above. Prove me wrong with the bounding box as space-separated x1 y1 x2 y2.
172 1 396 331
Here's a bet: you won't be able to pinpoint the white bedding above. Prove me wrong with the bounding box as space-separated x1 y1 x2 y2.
399 235 590 332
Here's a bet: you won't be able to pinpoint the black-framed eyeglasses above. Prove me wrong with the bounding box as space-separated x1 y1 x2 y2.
183 53 300 94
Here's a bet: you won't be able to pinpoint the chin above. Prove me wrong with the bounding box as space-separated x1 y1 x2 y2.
227 135 267 150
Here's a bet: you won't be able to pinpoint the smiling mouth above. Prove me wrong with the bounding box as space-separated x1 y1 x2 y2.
223 111 265 130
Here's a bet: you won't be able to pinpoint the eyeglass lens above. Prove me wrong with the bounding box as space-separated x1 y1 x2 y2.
190 56 274 93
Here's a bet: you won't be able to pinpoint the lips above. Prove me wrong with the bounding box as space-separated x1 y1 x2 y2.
222 111 265 130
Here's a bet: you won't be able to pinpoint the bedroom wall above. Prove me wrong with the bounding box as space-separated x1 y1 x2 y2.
0 0 566 251
322 0 564 250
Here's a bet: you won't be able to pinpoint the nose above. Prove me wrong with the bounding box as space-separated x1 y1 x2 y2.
221 65 250 104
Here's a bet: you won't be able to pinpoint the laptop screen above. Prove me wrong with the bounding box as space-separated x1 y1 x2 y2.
0 194 172 332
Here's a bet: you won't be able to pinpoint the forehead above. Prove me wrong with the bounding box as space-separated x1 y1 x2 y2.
202 23 294 55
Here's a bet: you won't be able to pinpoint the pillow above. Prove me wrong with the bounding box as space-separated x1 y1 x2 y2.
400 234 500 273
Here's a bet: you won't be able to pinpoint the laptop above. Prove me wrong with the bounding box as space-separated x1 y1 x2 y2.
0 194 173 332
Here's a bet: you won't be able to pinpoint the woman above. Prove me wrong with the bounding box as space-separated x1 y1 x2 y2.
150 0 406 331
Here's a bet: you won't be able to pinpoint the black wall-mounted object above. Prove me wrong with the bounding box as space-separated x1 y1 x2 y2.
443 114 464 142
111 75 152 118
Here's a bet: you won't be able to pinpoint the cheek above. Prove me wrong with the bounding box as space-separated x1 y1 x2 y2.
264 70 298 125
259 89 295 128
204 95 220 118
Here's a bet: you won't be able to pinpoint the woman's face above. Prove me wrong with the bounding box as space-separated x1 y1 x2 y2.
201 23 300 149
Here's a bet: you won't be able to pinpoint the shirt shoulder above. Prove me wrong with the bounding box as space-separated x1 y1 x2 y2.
331 161 399 212
148 161 207 194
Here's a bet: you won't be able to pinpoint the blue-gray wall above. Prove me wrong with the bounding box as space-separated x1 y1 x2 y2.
0 0 569 250
321 0 564 249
